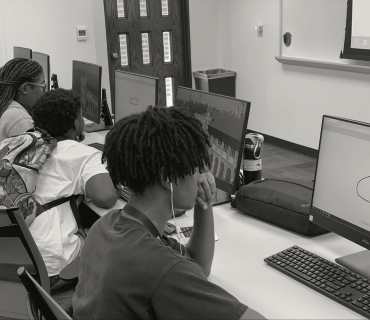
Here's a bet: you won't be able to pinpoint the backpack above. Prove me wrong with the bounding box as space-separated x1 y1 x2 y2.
0 129 82 228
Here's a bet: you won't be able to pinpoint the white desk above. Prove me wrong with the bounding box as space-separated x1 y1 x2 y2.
82 130 107 145
82 131 365 319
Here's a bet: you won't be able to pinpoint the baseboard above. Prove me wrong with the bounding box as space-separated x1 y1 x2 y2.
247 130 318 159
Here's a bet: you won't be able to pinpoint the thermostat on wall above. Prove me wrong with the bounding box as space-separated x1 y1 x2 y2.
76 26 87 41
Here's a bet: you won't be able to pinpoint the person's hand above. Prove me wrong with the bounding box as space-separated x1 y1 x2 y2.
76 131 86 143
196 171 217 210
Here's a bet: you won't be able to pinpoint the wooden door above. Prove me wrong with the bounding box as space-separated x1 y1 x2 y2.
104 0 192 112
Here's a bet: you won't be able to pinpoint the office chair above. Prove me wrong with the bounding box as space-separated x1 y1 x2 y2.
18 267 72 320
0 207 50 319
0 207 74 318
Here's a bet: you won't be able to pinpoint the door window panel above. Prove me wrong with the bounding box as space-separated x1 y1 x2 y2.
165 77 173 106
163 31 172 63
117 0 126 18
119 34 129 66
139 0 148 17
141 33 151 65
161 0 170 16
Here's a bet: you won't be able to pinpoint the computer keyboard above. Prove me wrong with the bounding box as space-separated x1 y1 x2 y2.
88 142 104 152
265 245 370 318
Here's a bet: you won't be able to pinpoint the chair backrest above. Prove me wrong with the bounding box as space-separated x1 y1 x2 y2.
0 207 50 293
18 267 72 320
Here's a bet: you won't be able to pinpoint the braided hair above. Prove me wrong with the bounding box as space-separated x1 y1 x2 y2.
0 58 43 116
103 105 211 194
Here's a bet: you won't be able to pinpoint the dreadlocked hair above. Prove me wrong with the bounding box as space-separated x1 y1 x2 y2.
32 88 81 136
0 58 43 116
103 105 211 194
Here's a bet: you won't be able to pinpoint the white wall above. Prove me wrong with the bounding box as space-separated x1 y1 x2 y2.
189 0 370 149
0 0 111 108
189 0 231 73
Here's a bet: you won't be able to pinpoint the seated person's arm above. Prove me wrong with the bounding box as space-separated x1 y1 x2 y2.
9 118 33 137
185 171 216 276
85 173 120 208
153 259 267 319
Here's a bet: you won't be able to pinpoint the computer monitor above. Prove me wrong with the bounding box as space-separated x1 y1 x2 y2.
175 86 251 200
13 46 32 59
311 115 370 278
32 52 50 92
51 74 59 90
114 70 159 122
72 60 104 132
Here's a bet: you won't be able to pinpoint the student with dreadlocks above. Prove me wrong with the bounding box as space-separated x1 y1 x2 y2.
0 58 46 141
73 106 266 320
31 88 120 291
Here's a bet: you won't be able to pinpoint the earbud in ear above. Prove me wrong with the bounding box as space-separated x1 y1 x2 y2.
170 182 173 192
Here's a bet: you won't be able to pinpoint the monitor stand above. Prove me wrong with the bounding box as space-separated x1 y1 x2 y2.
336 250 370 279
84 120 113 133
213 189 232 206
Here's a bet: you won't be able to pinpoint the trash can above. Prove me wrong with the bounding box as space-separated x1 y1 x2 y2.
193 68 236 97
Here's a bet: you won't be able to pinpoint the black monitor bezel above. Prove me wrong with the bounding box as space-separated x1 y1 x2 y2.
340 0 370 61
114 70 159 122
311 115 370 251
101 88 113 126
13 46 32 59
175 86 251 195
72 60 102 124
32 52 50 92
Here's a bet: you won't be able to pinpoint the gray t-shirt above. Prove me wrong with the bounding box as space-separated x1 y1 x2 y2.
0 100 33 141
72 209 248 320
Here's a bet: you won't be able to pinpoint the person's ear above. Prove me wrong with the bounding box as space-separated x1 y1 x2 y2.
73 118 79 131
160 167 171 190
19 83 27 95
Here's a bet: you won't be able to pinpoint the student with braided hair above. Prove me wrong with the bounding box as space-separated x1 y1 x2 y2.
0 58 45 141
73 106 266 320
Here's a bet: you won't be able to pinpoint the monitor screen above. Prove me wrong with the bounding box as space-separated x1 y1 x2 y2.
114 70 158 122
311 116 370 277
72 60 102 124
13 46 32 59
32 52 50 92
175 86 251 195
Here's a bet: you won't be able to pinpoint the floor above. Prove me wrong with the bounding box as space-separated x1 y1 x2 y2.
262 142 317 182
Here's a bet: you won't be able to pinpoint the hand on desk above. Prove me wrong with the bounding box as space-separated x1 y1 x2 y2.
196 172 217 210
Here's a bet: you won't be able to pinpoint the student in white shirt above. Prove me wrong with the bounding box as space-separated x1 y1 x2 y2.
0 58 46 140
31 88 120 290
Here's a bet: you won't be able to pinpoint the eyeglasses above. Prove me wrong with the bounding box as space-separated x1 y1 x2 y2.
26 82 47 92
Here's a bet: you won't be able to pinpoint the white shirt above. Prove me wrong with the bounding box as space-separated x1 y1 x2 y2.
30 140 107 276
